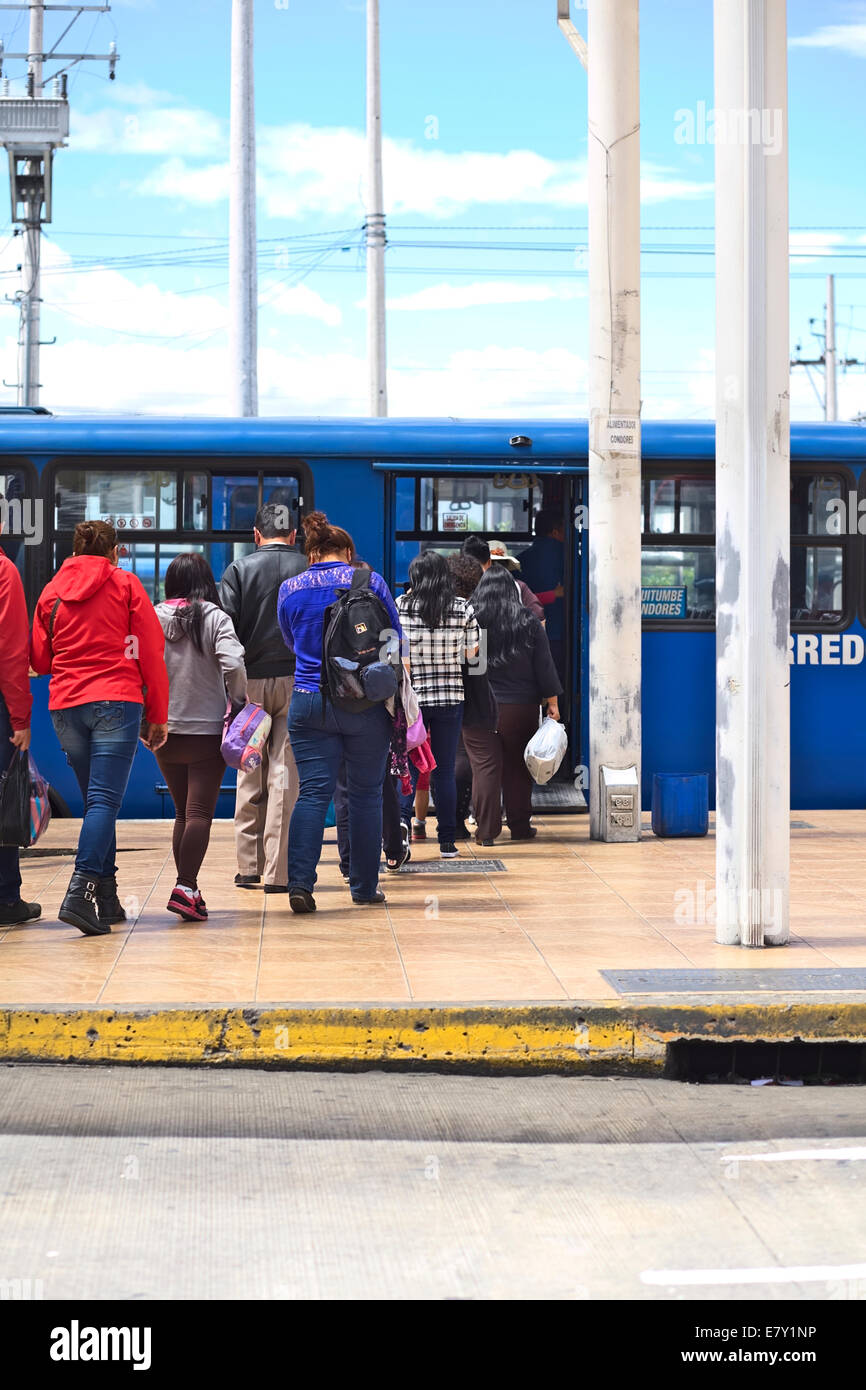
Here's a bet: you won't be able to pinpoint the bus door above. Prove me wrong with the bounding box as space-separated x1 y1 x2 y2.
388 469 583 803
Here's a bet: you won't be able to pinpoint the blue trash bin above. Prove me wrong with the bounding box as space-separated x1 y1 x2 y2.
651 773 709 837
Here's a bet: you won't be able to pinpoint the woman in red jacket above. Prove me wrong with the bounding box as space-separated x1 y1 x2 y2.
31 520 169 936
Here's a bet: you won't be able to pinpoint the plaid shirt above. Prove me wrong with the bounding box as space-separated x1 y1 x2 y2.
396 594 479 707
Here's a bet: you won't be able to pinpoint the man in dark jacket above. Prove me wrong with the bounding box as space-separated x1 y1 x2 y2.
0 501 40 924
220 504 307 891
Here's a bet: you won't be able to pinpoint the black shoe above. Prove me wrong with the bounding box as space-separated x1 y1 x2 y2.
96 875 126 926
509 827 538 841
476 839 495 847
0 899 41 926
439 842 459 858
263 884 289 894
352 890 387 905
59 870 108 936
289 887 317 914
234 873 262 888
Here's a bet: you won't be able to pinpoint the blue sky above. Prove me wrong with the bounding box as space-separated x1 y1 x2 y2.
0 0 864 417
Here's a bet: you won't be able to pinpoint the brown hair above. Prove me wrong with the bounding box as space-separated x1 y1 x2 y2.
301 510 355 560
72 520 118 558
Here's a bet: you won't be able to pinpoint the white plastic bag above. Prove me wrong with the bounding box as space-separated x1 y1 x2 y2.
524 716 568 785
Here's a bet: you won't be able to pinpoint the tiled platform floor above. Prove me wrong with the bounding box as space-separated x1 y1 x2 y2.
1 811 864 1005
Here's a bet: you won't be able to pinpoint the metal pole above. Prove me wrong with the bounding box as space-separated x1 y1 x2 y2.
20 1 43 405
366 0 387 416
714 0 790 947
825 273 837 421
587 0 642 839
228 0 257 417
29 0 43 92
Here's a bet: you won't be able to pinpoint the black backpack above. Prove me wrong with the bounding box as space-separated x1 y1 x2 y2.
321 568 398 712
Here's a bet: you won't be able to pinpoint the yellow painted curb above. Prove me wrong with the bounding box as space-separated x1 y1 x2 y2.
1 1001 865 1070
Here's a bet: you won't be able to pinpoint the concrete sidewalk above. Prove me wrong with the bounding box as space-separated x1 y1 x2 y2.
1 812 865 1069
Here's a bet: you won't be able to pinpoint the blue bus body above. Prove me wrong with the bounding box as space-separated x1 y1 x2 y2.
1 415 863 816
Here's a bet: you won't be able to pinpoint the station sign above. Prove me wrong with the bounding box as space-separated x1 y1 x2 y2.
642 586 687 618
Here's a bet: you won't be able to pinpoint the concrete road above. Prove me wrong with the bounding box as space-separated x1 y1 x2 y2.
1 1066 865 1301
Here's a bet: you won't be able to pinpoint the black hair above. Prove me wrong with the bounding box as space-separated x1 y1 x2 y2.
447 551 483 599
462 534 490 565
534 509 560 538
470 563 536 666
255 501 296 539
407 550 456 631
163 552 222 654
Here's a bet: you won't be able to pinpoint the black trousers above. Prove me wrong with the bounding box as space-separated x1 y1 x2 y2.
335 763 403 873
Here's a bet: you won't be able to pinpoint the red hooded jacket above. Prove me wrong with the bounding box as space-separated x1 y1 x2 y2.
31 557 169 723
0 546 32 730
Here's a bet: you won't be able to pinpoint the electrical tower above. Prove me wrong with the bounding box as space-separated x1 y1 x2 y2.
791 273 862 421
0 3 118 406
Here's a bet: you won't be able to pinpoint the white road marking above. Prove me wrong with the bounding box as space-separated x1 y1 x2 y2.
723 1147 866 1164
641 1263 866 1287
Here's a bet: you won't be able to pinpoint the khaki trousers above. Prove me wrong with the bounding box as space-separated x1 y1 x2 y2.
233 675 298 886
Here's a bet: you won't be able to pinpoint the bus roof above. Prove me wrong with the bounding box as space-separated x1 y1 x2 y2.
0 415 863 462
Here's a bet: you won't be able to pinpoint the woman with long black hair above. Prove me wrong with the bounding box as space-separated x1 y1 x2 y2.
397 550 479 857
462 564 561 846
154 553 247 921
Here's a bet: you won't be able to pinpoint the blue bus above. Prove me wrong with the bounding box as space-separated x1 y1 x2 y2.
1 414 862 815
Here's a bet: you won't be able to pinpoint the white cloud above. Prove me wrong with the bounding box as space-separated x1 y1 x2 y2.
789 231 849 264
790 24 866 58
384 281 585 312
138 155 230 203
267 283 342 326
75 100 712 216
73 105 224 158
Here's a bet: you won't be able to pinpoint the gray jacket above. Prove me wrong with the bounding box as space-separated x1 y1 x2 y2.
155 601 247 736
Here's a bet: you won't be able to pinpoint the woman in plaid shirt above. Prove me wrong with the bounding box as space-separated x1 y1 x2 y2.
397 551 479 857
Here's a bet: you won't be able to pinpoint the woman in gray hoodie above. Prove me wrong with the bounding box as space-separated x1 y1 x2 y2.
154 553 247 921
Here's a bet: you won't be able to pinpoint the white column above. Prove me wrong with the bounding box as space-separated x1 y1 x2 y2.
366 0 387 416
714 0 790 946
825 273 837 421
229 0 258 416
587 0 642 840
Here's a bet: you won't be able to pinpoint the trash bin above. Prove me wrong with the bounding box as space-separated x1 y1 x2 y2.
651 772 709 837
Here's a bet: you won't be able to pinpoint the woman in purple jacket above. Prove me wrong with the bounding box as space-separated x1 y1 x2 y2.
277 511 403 913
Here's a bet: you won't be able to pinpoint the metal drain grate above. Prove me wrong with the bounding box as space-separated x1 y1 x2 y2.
603 967 866 994
399 858 506 874
531 783 587 813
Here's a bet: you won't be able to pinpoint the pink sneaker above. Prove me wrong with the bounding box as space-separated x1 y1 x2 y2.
167 886 207 922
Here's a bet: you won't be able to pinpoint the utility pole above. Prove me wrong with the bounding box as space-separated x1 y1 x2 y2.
790 274 861 420
21 0 44 405
0 3 117 406
229 0 257 417
825 273 837 421
557 0 642 841
366 0 387 416
586 0 642 840
714 0 789 947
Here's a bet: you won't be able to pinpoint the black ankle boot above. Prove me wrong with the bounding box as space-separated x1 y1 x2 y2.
96 875 127 926
59 871 108 936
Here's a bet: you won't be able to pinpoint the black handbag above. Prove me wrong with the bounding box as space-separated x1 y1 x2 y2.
0 748 31 848
461 664 498 729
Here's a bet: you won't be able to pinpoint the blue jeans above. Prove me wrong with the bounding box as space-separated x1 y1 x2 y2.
287 691 391 900
50 700 142 877
401 703 464 844
0 693 21 904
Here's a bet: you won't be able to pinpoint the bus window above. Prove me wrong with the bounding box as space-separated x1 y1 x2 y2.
790 470 850 629
790 546 844 623
54 468 175 533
